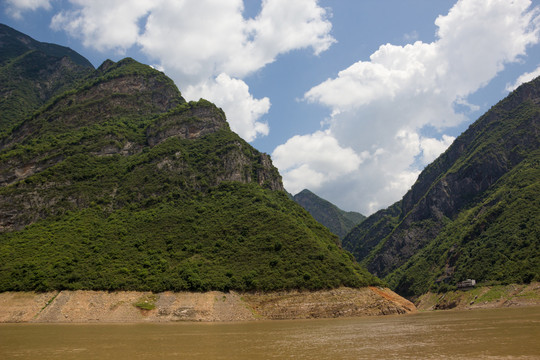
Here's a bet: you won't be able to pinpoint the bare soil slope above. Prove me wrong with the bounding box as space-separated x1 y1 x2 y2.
0 287 415 323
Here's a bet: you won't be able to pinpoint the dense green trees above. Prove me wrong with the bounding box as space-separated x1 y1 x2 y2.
0 45 379 292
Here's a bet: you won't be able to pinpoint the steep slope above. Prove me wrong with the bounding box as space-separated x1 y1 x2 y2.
0 53 380 292
293 189 365 240
0 23 94 133
343 77 540 296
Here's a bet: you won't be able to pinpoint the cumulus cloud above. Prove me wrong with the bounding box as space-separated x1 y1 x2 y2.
4 0 51 19
272 131 363 194
506 65 540 91
49 0 334 142
51 0 154 52
278 0 540 214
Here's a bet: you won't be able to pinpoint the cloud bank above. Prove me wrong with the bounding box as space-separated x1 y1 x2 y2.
273 0 540 214
46 0 334 142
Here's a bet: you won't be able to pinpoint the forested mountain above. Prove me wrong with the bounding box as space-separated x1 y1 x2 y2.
343 77 540 297
293 189 365 240
0 26 380 293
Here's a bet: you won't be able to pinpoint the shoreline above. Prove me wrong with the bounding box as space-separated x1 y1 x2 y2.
3 283 537 323
0 286 416 323
415 282 540 311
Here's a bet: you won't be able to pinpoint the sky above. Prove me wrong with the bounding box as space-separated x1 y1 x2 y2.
2 0 540 215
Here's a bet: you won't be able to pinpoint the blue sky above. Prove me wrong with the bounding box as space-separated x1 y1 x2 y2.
2 0 540 214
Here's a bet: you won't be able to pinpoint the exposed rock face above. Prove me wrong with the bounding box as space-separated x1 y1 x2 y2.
343 76 540 284
214 147 284 191
0 287 416 323
256 153 284 191
146 102 228 146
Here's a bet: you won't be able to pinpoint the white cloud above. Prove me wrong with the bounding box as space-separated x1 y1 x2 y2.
272 131 362 194
185 74 270 142
49 0 334 142
51 0 154 53
245 0 335 59
4 0 51 19
506 65 540 91
278 0 540 214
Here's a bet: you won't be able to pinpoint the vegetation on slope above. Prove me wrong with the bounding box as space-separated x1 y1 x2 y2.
0 41 380 292
0 24 94 134
0 181 378 292
387 152 540 297
343 77 540 296
293 189 365 240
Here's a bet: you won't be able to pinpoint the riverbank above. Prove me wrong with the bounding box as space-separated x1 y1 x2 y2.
0 286 416 323
415 282 540 311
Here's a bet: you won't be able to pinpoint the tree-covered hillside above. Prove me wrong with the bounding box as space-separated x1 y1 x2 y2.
293 189 365 240
0 30 380 293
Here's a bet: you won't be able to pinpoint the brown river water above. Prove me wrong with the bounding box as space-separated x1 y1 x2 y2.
1 306 539 359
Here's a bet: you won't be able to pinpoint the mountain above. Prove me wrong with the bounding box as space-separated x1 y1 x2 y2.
0 24 94 134
343 77 540 297
0 29 380 293
293 189 365 240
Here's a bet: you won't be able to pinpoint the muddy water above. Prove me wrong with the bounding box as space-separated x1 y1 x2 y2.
1 306 539 359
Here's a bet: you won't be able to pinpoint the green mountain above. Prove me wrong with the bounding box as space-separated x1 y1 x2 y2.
0 24 94 134
0 29 380 293
343 77 540 297
293 189 365 240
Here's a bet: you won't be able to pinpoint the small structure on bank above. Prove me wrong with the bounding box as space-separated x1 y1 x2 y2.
457 279 476 289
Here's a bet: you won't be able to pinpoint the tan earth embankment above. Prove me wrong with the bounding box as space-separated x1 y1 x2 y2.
0 287 415 323
415 282 540 311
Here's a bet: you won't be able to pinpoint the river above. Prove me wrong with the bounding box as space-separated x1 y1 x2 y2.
1 306 539 359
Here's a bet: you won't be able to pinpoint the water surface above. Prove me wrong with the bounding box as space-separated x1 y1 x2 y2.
1 306 539 359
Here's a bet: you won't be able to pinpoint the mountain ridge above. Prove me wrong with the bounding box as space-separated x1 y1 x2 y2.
293 189 365 240
343 76 540 296
0 23 94 134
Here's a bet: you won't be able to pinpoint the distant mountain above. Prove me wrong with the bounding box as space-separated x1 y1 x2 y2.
0 24 93 67
0 27 380 293
0 24 94 134
343 77 540 297
293 189 365 240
